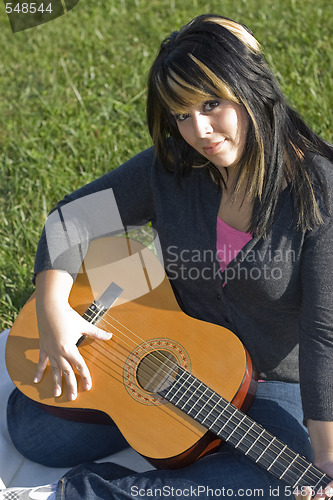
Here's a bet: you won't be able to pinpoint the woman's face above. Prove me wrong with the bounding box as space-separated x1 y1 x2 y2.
172 98 249 172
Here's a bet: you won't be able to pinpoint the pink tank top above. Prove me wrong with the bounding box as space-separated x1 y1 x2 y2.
216 216 252 273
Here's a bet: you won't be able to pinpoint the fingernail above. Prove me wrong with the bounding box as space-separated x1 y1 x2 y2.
54 387 61 397
325 487 333 496
33 377 38 384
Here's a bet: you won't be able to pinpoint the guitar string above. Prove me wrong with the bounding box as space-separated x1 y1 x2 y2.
80 333 206 442
91 307 326 486
157 367 328 488
85 327 327 491
90 315 327 489
95 310 302 466
83 306 327 488
78 237 328 488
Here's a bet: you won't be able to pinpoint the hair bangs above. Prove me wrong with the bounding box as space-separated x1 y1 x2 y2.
156 55 238 114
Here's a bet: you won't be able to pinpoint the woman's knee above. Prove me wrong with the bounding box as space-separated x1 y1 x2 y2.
6 388 129 467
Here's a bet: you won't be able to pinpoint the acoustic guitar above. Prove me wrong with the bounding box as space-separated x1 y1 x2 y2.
5 236 332 495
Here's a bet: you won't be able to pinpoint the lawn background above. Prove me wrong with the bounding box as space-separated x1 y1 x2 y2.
0 0 332 331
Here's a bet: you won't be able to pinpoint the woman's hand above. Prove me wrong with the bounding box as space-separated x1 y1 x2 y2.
34 270 112 401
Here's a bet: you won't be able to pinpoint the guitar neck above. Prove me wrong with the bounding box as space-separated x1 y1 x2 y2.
158 367 332 493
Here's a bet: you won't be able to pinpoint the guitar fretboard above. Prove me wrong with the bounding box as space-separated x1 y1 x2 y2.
158 367 331 494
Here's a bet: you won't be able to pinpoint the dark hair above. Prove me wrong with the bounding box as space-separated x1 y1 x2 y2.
147 14 333 237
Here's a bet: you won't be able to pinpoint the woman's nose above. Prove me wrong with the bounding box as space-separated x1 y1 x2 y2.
193 114 213 137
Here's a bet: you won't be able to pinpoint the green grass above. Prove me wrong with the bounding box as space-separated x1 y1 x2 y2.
0 0 332 330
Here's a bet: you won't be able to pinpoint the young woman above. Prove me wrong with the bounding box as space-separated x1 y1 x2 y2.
5 14 333 500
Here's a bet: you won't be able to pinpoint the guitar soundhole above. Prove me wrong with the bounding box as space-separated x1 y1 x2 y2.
136 350 178 394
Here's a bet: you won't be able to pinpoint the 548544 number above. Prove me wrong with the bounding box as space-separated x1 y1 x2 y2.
6 3 53 13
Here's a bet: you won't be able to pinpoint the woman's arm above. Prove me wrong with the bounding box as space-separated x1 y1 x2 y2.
34 147 156 280
34 270 112 400
308 420 333 468
294 420 333 499
32 148 158 398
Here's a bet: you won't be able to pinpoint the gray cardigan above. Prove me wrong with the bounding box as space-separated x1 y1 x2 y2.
34 147 333 421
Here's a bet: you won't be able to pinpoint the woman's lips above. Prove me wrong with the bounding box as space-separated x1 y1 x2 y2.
202 140 226 155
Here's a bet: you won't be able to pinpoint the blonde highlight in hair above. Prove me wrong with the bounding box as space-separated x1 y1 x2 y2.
204 16 261 53
156 57 239 117
187 55 238 104
147 14 333 236
196 18 265 199
147 15 269 206
156 70 217 113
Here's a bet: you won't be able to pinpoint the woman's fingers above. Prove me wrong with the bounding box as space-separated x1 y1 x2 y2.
62 349 92 399
84 324 112 342
33 350 49 384
38 346 93 400
49 357 63 397
60 363 78 401
33 303 112 399
74 355 92 392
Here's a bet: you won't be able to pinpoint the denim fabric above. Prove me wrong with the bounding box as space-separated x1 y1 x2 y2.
7 382 313 499
7 389 129 467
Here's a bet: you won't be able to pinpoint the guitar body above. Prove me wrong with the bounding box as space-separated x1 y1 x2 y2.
6 236 256 469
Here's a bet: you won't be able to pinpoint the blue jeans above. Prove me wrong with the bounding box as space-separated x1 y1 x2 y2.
7 381 313 499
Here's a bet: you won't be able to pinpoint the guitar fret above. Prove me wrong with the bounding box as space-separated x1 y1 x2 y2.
158 366 333 493
218 416 267 454
163 370 189 401
267 444 287 471
216 407 239 435
180 380 205 411
225 414 247 441
167 373 207 412
178 378 198 409
234 422 255 449
191 387 211 418
313 472 330 491
247 434 289 471
244 429 266 455
279 454 300 481
166 374 223 426
209 400 231 430
296 458 331 489
220 420 276 464
255 436 276 463
201 395 224 425
292 463 313 489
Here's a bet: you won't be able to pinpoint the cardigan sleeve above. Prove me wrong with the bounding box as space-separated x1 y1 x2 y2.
299 162 333 421
34 147 157 279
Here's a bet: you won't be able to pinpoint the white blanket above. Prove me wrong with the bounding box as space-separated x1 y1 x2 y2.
0 329 152 489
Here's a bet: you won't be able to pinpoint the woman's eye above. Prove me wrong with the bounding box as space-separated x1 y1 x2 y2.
175 112 190 122
204 100 220 112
